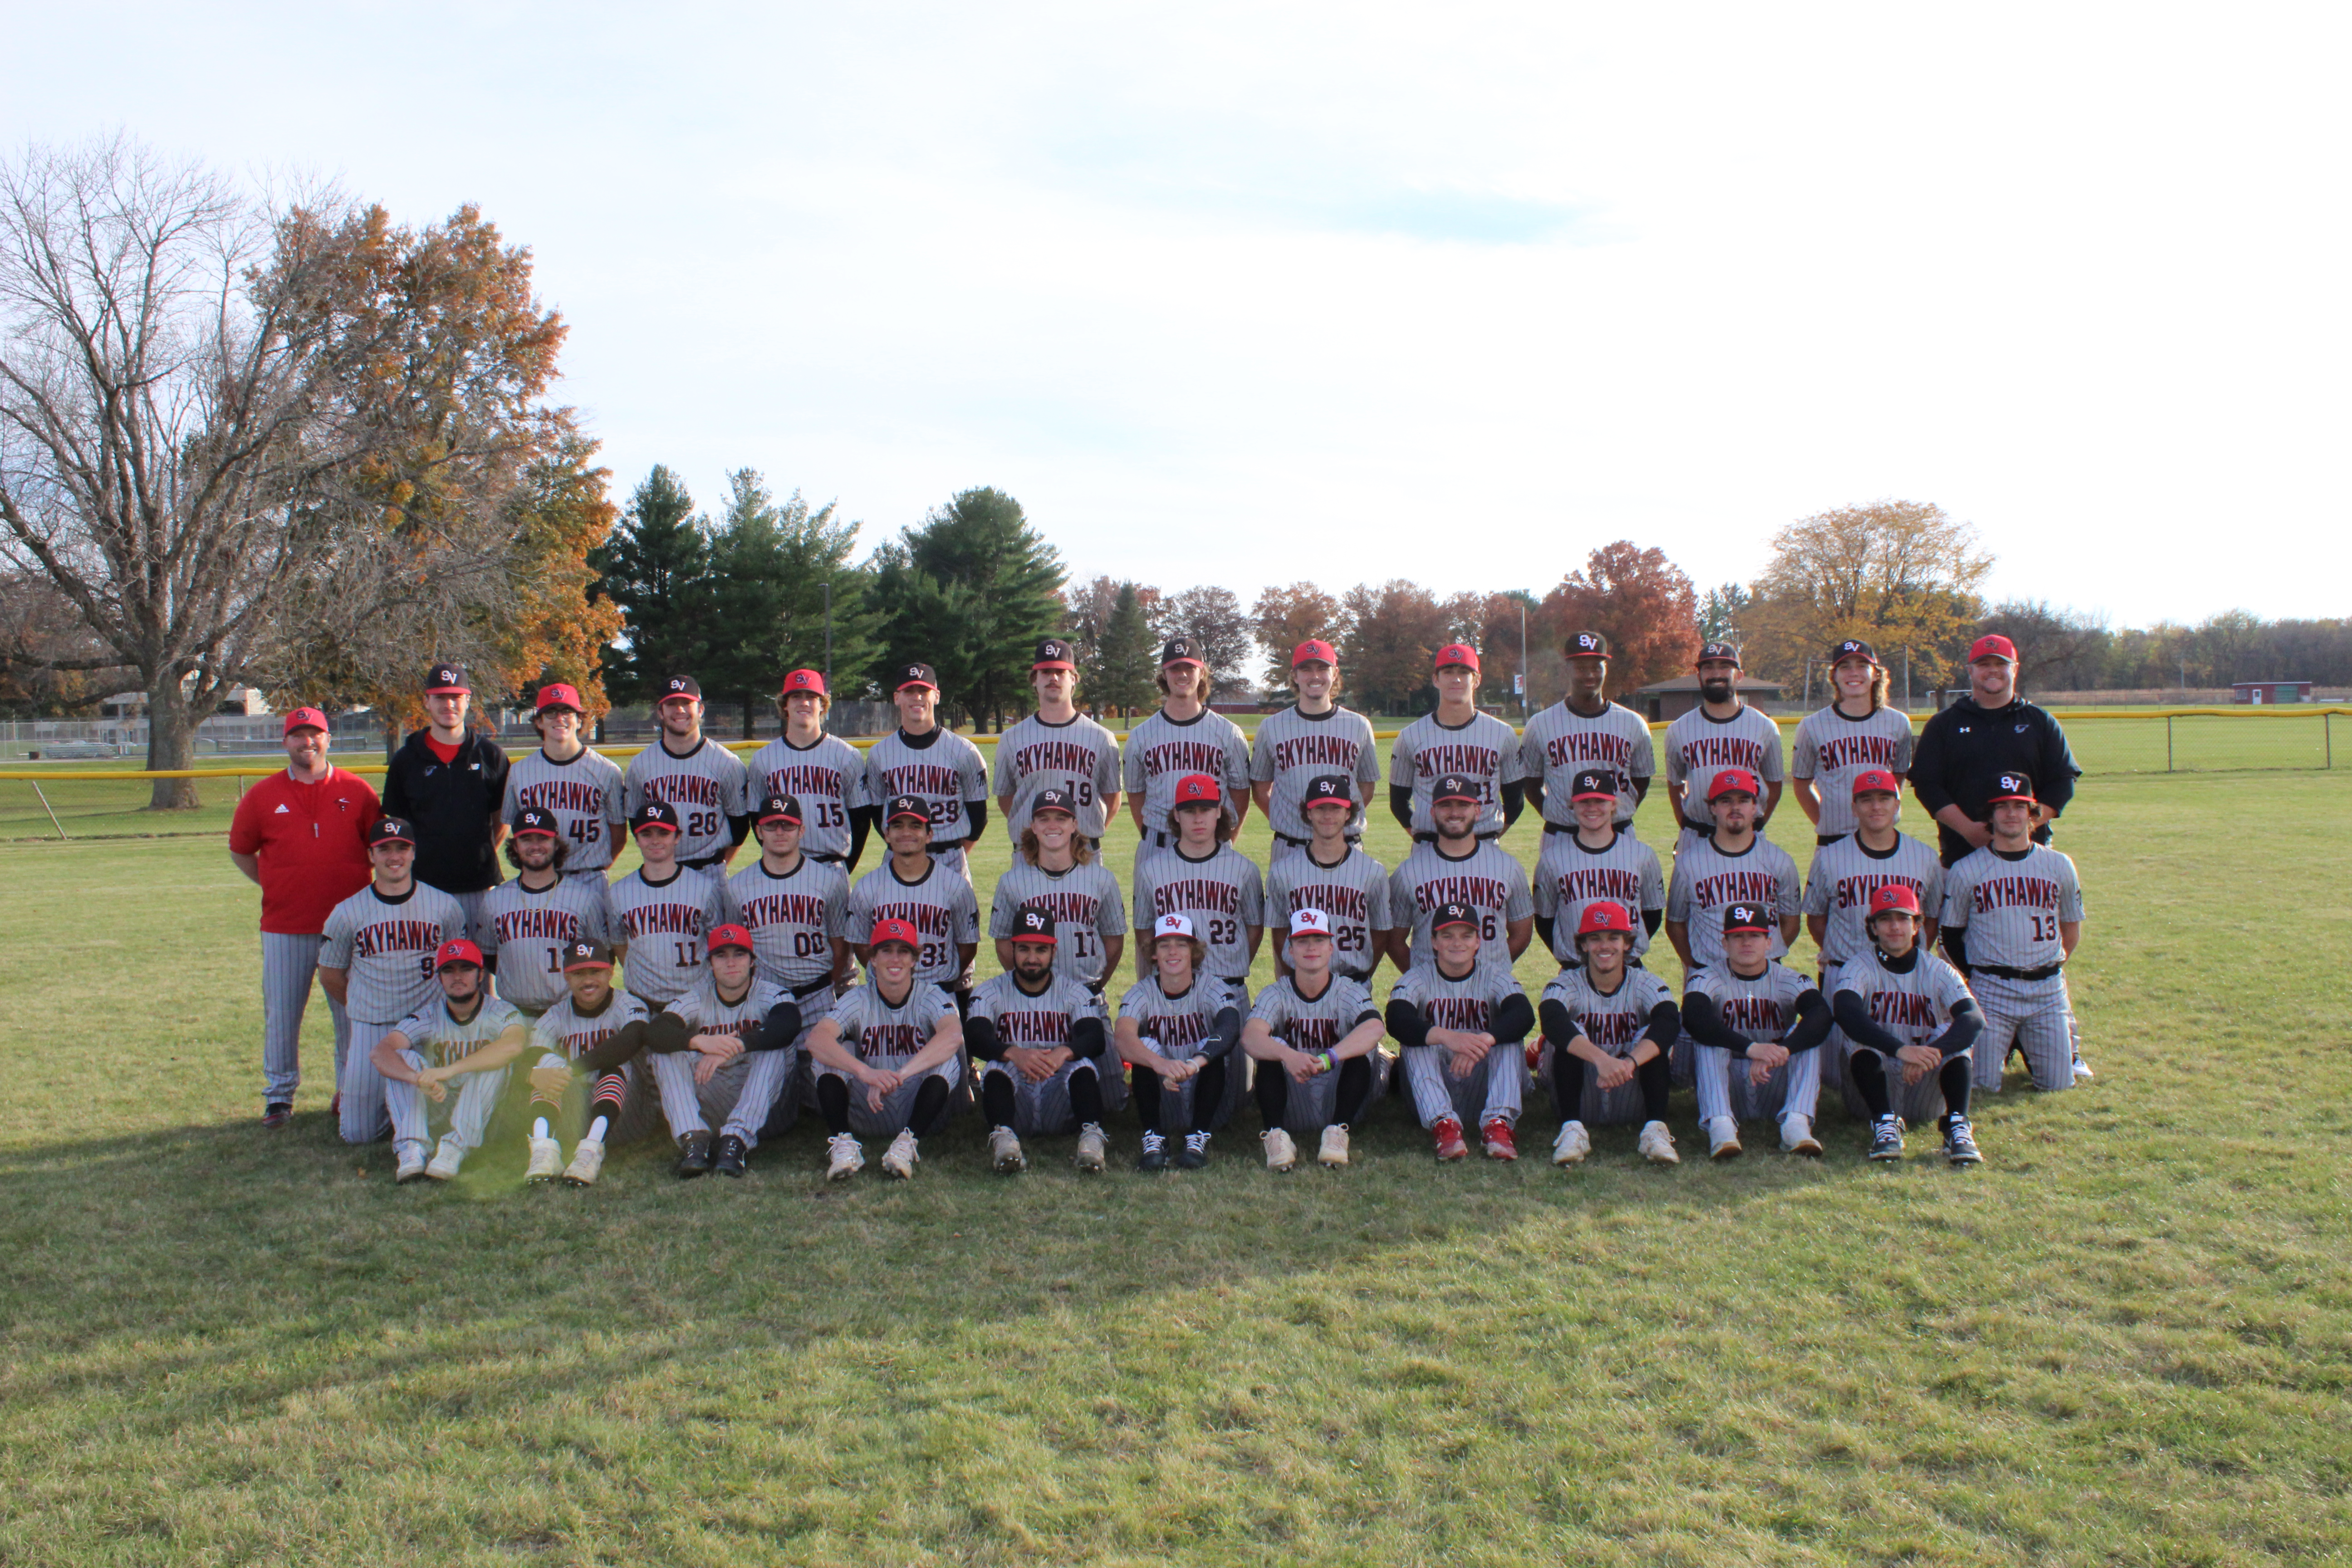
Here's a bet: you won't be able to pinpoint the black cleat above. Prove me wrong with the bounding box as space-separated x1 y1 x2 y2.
713 1134 749 1177
1943 1117 1984 1166
675 1130 714 1178
1136 1131 1170 1172
261 1102 292 1129
1178 1131 1211 1170
1867 1114 1905 1161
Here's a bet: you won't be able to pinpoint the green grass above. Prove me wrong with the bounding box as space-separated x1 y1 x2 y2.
2 763 2349 1564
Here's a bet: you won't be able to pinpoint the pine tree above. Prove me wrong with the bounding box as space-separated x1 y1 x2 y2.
588 466 713 704
705 469 877 736
1092 583 1159 720
868 487 1064 731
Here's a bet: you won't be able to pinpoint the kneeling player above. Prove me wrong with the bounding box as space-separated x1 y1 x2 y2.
647 924 804 1179
1386 901 1534 1161
1832 885 1986 1165
1940 770 2085 1094
522 939 655 1186
1535 904 1681 1166
1242 909 1386 1171
1115 913 1245 1171
372 939 529 1182
1681 904 1832 1159
968 902 1115 1175
805 917 965 1180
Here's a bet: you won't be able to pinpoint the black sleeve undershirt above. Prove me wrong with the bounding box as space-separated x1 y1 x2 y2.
1500 779 1525 828
845 805 876 872
1832 990 1906 1055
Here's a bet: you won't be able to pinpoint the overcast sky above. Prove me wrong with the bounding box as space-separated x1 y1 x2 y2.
8 3 2346 627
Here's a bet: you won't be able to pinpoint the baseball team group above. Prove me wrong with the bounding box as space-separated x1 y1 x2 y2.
226 628 2086 1187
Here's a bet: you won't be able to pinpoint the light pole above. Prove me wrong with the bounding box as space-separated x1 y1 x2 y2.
823 579 833 696
1519 600 1529 719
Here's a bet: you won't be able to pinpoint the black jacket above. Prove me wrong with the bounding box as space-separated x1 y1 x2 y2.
381 729 510 893
1910 696 2079 864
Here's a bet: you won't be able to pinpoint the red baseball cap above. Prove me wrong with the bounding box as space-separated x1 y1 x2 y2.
1850 769 1901 798
1172 773 1223 807
707 923 756 956
1292 640 1338 668
1706 768 1762 801
1576 902 1635 938
434 938 484 968
281 707 329 735
1433 643 1479 672
534 683 582 713
779 668 827 698
868 916 921 950
1867 884 1922 918
1969 634 2019 664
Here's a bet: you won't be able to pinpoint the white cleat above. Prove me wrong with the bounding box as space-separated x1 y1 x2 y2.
2072 1055 2094 1082
394 1143 429 1183
524 1135 564 1184
881 1128 920 1180
560 1138 606 1187
1263 1127 1298 1173
1637 1120 1680 1165
1779 1115 1823 1157
1073 1122 1107 1173
1706 1115 1743 1161
988 1126 1027 1175
1552 1120 1591 1166
1317 1126 1350 1168
824 1132 864 1181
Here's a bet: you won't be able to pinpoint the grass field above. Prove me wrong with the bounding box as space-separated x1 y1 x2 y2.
1 747 2348 1563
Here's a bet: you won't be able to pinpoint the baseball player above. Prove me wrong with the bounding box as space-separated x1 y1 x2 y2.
994 637 1122 846
1115 913 1246 1171
227 705 378 1127
1250 639 1380 864
1242 909 1387 1171
503 683 626 883
1385 774 1534 973
606 801 727 1011
1530 767 1665 971
1664 769 1802 975
1535 902 1682 1166
370 937 528 1182
318 817 470 1146
968 903 1117 1174
1681 903 1833 1159
748 669 875 871
1791 638 1915 844
1124 636 1252 863
1939 771 2085 1094
804 916 966 1180
475 807 612 1020
848 795 983 1011
988 787 1124 990
1130 773 1265 987
863 662 990 880
1265 774 1392 985
1831 884 1985 1164
520 938 655 1187
645 923 804 1178
381 662 510 937
1519 630 1656 833
724 793 854 1025
622 674 752 873
1662 642 1785 843
1389 643 1526 841
1803 769 1943 975
1386 901 1534 1161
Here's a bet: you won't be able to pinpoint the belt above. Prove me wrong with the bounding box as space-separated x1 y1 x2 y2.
1817 833 1847 847
809 852 844 865
786 975 837 1000
1544 820 1633 834
681 853 728 872
1971 962 2063 982
1274 831 1310 848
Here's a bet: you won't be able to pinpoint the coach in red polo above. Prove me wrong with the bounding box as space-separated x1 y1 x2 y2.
228 707 379 1128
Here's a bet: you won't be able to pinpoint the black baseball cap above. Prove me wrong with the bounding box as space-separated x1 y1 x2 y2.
1569 769 1618 801
512 807 560 838
367 816 416 847
1828 638 1879 665
423 663 469 695
1431 773 1479 805
561 938 615 972
1722 902 1773 935
1161 637 1203 667
1301 774 1354 811
1031 787 1078 818
895 663 938 691
885 794 931 824
1432 901 1479 932
1010 902 1058 944
658 674 701 702
630 800 680 833
1565 631 1610 660
755 793 802 826
1988 771 2037 804
1696 642 1742 667
1032 639 1076 671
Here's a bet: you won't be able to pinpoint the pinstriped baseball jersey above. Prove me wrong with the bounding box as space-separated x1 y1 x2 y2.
391 994 525 1069
607 866 725 1005
1662 705 1786 830
746 733 870 860
503 747 626 871
1250 705 1380 842
664 971 788 1037
1802 832 1945 968
1123 707 1250 836
1531 828 1665 964
1387 841 1534 970
1791 705 1916 838
1683 961 1814 1041
319 882 469 1024
847 860 981 988
1391 961 1525 1037
531 988 649 1063
1665 834 1803 968
623 739 752 863
1830 948 1973 1048
723 856 852 990
828 979 959 1063
1116 974 1242 1058
864 729 989 851
1130 844 1265 982
1939 844 2084 969
1264 845 1391 978
1519 700 1656 826
1390 710 1527 837
988 858 1124 987
477 876 613 1013
991 712 1122 841
1541 965 1675 1054
970 970 1107 1048
1248 973 1377 1052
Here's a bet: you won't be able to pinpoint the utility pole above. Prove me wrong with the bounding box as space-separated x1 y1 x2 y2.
1519 600 1529 718
823 579 834 696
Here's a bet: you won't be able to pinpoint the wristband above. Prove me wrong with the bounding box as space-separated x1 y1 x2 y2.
1315 1050 1334 1073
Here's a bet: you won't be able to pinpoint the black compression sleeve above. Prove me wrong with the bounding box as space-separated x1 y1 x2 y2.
845 805 876 872
727 813 752 848
1643 908 1663 938
1930 998 1984 1060
1941 927 1969 971
744 1000 803 1053
1679 990 1753 1054
1642 1000 1681 1053
480 951 499 977
1538 996 1578 1045
1491 991 1535 1044
1068 1016 1107 1060
578 1018 650 1072
647 1011 694 1054
965 800 988 839
1390 784 1415 834
1385 999 1432 1050
1784 990 1832 1053
964 1014 1005 1061
1500 779 1525 828
1533 914 1555 953
1522 777 1546 818
1833 989 1908 1055
1205 1004 1243 1060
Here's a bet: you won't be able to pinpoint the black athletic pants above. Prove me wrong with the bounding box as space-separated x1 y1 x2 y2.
815 1072 953 1138
1132 1057 1228 1136
1847 1049 1973 1123
1551 1050 1670 1124
1256 1055 1372 1131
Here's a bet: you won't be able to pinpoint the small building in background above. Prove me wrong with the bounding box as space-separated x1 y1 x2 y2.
1633 674 1787 723
2231 680 2311 705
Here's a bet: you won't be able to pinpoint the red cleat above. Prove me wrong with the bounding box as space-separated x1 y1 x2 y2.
1481 1119 1519 1161
1431 1117 1469 1161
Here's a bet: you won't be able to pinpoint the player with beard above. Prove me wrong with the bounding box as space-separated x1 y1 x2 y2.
475 808 612 1021
967 903 1115 1175
1662 642 1784 845
1832 885 1986 1165
372 939 529 1183
622 675 753 873
1386 774 1534 973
